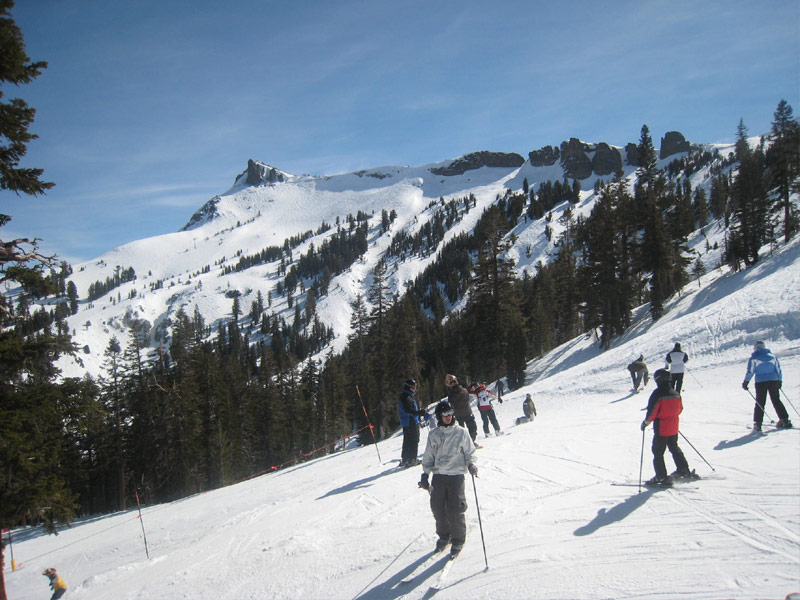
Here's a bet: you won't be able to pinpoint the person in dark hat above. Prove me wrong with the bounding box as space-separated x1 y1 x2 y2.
665 342 689 393
641 368 695 486
398 378 429 467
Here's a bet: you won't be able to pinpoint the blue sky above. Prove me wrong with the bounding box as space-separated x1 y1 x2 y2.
3 0 799 263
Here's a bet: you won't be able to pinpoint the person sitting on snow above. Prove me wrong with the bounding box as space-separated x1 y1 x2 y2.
516 393 537 425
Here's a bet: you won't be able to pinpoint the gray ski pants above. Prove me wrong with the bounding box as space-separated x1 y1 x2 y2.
430 474 468 546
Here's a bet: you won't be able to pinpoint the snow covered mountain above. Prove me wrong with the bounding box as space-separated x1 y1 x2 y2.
6 229 799 600
51 133 735 381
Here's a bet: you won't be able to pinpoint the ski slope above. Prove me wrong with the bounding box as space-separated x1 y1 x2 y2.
5 241 800 600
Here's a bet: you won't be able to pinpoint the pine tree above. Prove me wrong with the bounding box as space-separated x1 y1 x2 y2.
0 7 67 596
366 261 393 437
765 100 800 241
729 120 769 266
0 1 53 199
581 171 634 348
101 337 128 510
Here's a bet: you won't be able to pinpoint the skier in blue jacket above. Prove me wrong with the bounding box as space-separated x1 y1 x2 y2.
742 341 792 431
398 378 429 467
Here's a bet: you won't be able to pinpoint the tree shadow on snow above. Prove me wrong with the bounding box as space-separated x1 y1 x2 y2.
573 489 658 536
317 467 400 499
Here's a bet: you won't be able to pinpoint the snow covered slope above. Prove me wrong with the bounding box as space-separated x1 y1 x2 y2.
51 140 736 382
6 236 799 600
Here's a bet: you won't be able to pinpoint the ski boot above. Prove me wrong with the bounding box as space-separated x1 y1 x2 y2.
671 468 700 481
776 419 794 429
645 475 673 488
435 537 451 553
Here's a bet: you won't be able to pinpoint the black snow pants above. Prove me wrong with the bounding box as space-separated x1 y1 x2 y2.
652 433 689 479
479 409 501 434
456 414 478 443
401 424 420 463
753 380 789 426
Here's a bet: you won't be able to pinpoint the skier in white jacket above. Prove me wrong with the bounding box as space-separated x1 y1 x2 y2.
665 342 689 393
418 400 477 557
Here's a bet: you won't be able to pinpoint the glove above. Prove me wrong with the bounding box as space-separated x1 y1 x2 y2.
423 413 431 421
778 381 782 389
468 464 478 477
418 473 429 490
742 381 749 390
640 420 649 431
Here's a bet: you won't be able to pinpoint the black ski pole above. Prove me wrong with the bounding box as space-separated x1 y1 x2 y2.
638 427 646 493
470 473 489 571
678 431 715 472
686 368 703 388
779 388 800 418
747 389 775 424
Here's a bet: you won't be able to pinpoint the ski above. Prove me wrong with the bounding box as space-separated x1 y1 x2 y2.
431 551 460 590
399 548 448 584
612 482 699 490
747 424 795 433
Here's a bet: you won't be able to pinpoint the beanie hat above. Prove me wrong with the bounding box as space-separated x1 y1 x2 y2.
653 368 671 385
673 343 681 351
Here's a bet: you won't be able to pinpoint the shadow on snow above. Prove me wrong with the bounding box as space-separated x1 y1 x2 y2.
573 488 658 536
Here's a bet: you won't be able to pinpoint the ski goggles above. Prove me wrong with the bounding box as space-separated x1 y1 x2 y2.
440 409 455 417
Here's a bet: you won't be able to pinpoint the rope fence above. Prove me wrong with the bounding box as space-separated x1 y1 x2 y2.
4 423 378 572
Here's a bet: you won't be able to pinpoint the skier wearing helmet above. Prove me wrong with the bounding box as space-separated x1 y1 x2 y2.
418 400 477 558
640 368 695 487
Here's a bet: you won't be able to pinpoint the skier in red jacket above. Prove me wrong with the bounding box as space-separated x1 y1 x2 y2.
641 369 695 487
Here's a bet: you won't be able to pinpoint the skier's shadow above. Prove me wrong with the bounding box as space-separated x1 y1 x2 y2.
714 430 766 450
317 467 400 499
573 488 658 536
610 391 638 403
353 552 449 600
